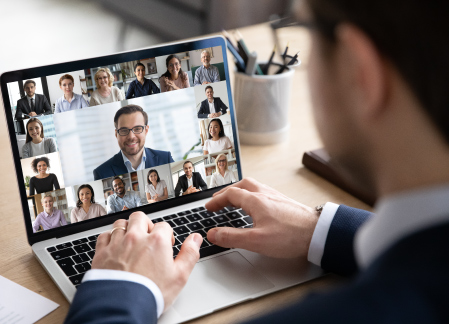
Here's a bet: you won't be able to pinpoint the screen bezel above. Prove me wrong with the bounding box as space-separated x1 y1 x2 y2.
0 36 243 246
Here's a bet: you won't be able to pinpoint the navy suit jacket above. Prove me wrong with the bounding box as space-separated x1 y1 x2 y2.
174 172 208 196
93 147 174 180
15 94 52 120
65 205 449 323
197 97 227 118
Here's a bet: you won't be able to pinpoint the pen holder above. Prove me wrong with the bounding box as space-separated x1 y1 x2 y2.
234 63 294 145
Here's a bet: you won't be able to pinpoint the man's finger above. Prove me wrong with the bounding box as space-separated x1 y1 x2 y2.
207 227 261 253
127 211 154 234
206 186 258 213
175 234 202 276
96 231 110 250
109 219 128 243
151 222 175 247
211 177 261 198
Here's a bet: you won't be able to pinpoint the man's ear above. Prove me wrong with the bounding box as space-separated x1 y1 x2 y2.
335 23 388 121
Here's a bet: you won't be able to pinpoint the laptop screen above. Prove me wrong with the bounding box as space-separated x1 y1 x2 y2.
0 37 242 241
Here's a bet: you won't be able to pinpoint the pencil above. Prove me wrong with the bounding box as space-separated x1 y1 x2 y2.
264 45 276 75
234 30 264 75
275 51 300 74
282 42 290 64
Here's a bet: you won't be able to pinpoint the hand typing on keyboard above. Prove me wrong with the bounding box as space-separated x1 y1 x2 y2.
205 178 320 259
92 212 203 311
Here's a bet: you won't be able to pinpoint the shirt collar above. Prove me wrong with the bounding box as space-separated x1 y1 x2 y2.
62 93 76 102
355 184 449 269
43 209 54 217
27 95 35 100
122 148 146 171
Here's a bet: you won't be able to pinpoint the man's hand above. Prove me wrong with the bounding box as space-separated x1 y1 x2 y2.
29 112 37 116
205 178 319 259
202 81 210 85
183 186 200 195
93 212 202 310
122 205 129 211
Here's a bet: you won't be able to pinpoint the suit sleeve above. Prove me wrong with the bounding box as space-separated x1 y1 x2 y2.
197 101 209 119
64 280 157 324
174 178 182 197
218 98 228 115
320 205 373 276
93 168 100 181
168 152 174 163
15 100 25 120
198 173 208 191
42 95 52 115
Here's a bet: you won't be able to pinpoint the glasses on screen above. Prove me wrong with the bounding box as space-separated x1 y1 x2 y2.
217 159 227 163
116 125 146 136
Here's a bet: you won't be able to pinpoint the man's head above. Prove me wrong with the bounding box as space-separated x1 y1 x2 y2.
183 161 194 178
114 105 149 157
24 80 36 97
205 86 214 100
301 0 449 194
112 177 125 196
201 50 211 67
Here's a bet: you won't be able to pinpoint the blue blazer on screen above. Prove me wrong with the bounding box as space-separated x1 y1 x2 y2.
65 205 449 323
197 97 228 119
93 147 174 180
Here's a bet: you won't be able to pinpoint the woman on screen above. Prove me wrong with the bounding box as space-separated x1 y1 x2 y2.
159 55 190 92
55 74 89 113
145 169 168 203
203 118 233 155
32 194 67 232
71 184 106 223
22 118 57 158
125 63 160 99
209 153 237 188
89 67 124 106
28 157 60 196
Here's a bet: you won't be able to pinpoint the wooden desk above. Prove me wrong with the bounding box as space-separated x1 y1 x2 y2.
0 23 371 323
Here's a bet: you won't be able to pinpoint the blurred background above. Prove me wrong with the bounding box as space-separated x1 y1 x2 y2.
0 0 296 73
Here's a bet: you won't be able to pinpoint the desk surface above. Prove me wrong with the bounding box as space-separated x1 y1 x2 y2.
0 23 371 323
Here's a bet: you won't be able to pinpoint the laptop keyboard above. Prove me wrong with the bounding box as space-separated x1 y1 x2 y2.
46 206 253 287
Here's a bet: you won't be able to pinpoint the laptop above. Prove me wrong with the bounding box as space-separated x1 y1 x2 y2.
0 36 324 323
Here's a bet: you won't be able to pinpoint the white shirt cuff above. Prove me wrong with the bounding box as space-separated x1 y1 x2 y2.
307 202 340 267
82 269 165 318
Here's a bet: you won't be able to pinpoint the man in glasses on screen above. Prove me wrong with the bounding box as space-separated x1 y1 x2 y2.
93 104 174 180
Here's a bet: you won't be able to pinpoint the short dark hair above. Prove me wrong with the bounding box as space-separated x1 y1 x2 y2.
114 104 148 129
160 54 187 83
306 0 449 144
112 176 125 185
147 169 160 184
76 184 95 207
205 85 213 92
31 157 50 173
134 62 145 71
24 80 36 88
25 118 44 143
59 74 74 86
208 118 225 139
183 160 194 169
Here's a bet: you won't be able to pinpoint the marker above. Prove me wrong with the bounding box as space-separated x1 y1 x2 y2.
245 51 258 75
234 30 264 75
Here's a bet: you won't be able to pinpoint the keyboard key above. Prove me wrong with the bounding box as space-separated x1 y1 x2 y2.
199 245 230 258
88 241 96 250
166 220 176 228
57 258 77 276
203 226 215 234
74 262 91 274
200 219 217 228
73 253 90 264
177 210 192 216
186 222 203 231
173 246 180 257
192 229 207 238
200 239 210 249
226 212 241 220
163 214 177 220
230 219 247 228
175 237 182 246
88 235 98 241
216 209 227 215
56 242 73 250
69 273 84 285
152 218 163 223
177 233 190 244
47 246 57 253
187 213 202 222
51 248 76 260
74 244 91 254
213 215 230 224
243 224 253 228
173 226 189 235
173 217 189 226
243 216 253 224
72 238 88 245
238 210 248 216
87 251 95 259
199 211 215 218
191 207 206 212
218 222 233 227
225 206 238 212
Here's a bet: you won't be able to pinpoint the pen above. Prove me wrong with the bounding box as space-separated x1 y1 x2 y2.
234 30 264 75
275 51 300 74
264 45 276 75
226 40 246 72
282 41 290 64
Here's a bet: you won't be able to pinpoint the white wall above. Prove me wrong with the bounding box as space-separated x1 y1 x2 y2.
46 70 86 108
189 46 224 68
193 81 230 110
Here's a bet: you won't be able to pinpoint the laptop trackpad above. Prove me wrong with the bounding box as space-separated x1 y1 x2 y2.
172 251 274 317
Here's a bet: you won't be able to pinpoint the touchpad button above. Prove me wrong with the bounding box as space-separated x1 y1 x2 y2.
172 251 274 317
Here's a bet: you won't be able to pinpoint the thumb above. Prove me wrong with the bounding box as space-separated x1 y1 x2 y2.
207 227 257 251
175 233 202 273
